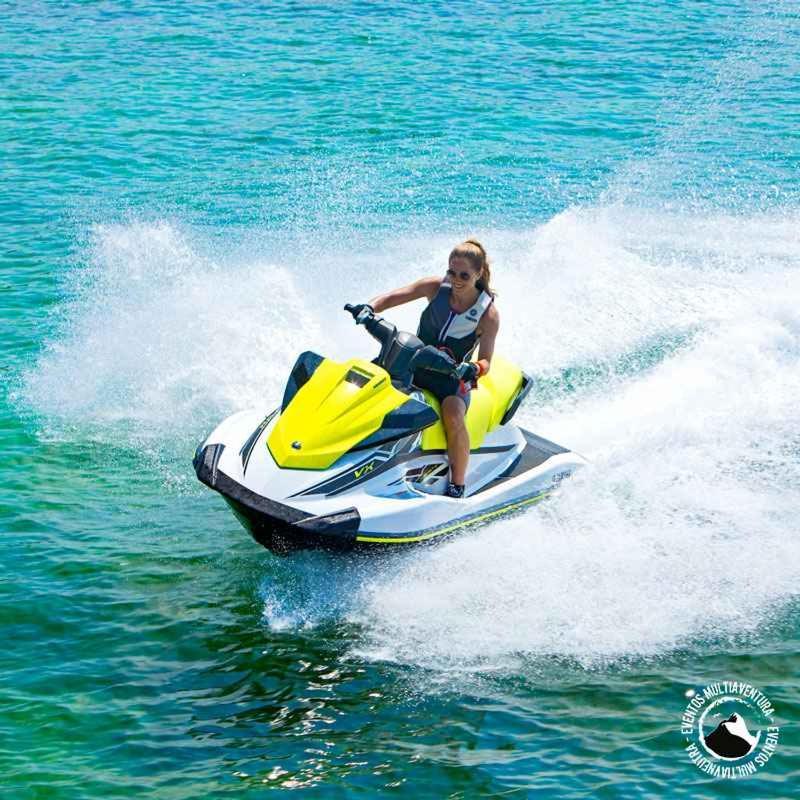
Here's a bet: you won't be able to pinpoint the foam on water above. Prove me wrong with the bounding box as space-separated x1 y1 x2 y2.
22 206 800 668
348 308 800 669
21 221 322 447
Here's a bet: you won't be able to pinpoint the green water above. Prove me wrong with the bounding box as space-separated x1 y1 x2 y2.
2 1 799 796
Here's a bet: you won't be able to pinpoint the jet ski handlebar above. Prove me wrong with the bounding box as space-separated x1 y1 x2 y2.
344 303 397 366
344 303 371 322
344 303 461 384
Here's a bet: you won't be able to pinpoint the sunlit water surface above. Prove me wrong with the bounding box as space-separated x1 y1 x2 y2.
3 1 800 796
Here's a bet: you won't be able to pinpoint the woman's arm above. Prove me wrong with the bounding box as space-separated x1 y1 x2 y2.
370 276 440 313
475 304 500 374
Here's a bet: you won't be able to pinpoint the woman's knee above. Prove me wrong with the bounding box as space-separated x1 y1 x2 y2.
441 397 466 431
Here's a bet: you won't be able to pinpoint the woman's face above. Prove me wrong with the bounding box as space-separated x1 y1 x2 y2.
447 256 480 292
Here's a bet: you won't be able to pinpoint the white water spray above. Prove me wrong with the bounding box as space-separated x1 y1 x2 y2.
22 206 800 667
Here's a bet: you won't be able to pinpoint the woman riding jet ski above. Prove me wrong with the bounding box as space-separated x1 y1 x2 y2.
193 240 586 553
363 239 498 499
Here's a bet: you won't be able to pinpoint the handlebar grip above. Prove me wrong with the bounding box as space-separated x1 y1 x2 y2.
344 304 356 314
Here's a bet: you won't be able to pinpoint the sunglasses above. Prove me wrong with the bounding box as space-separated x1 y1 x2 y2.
446 268 475 282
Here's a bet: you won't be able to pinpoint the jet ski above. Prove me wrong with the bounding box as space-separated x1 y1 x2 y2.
193 304 586 553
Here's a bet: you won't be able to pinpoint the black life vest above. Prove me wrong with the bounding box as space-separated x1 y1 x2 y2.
416 279 493 363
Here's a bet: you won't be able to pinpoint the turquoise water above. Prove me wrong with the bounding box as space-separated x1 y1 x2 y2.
3 1 800 796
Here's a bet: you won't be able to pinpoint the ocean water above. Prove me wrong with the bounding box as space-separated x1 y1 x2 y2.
2 1 800 796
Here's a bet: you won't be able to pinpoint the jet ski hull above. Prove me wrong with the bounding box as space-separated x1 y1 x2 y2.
194 444 361 552
194 418 585 554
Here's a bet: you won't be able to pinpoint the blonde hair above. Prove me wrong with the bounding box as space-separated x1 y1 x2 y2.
449 238 495 297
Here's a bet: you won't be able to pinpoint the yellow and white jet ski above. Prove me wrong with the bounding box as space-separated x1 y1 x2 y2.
194 305 586 553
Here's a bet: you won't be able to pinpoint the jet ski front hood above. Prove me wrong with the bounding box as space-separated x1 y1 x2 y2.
267 358 408 469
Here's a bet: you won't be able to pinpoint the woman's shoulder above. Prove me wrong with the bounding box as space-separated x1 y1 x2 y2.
481 301 500 328
417 275 443 302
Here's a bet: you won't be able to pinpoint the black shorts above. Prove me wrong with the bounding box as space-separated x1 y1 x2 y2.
412 368 471 408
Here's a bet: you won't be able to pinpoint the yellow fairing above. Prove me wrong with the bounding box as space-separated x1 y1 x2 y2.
268 358 408 469
421 355 524 451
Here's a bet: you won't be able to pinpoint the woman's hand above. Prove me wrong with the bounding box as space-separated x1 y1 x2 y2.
456 362 480 384
349 303 374 324
456 360 490 388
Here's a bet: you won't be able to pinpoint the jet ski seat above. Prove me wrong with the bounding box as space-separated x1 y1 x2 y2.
421 355 530 451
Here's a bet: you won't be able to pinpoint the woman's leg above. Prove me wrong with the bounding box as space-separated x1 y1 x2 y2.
441 395 469 485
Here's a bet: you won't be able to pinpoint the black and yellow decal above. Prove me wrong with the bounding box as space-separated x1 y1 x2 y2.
356 490 551 545
290 450 393 498
291 436 420 498
240 409 278 475
353 460 376 479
